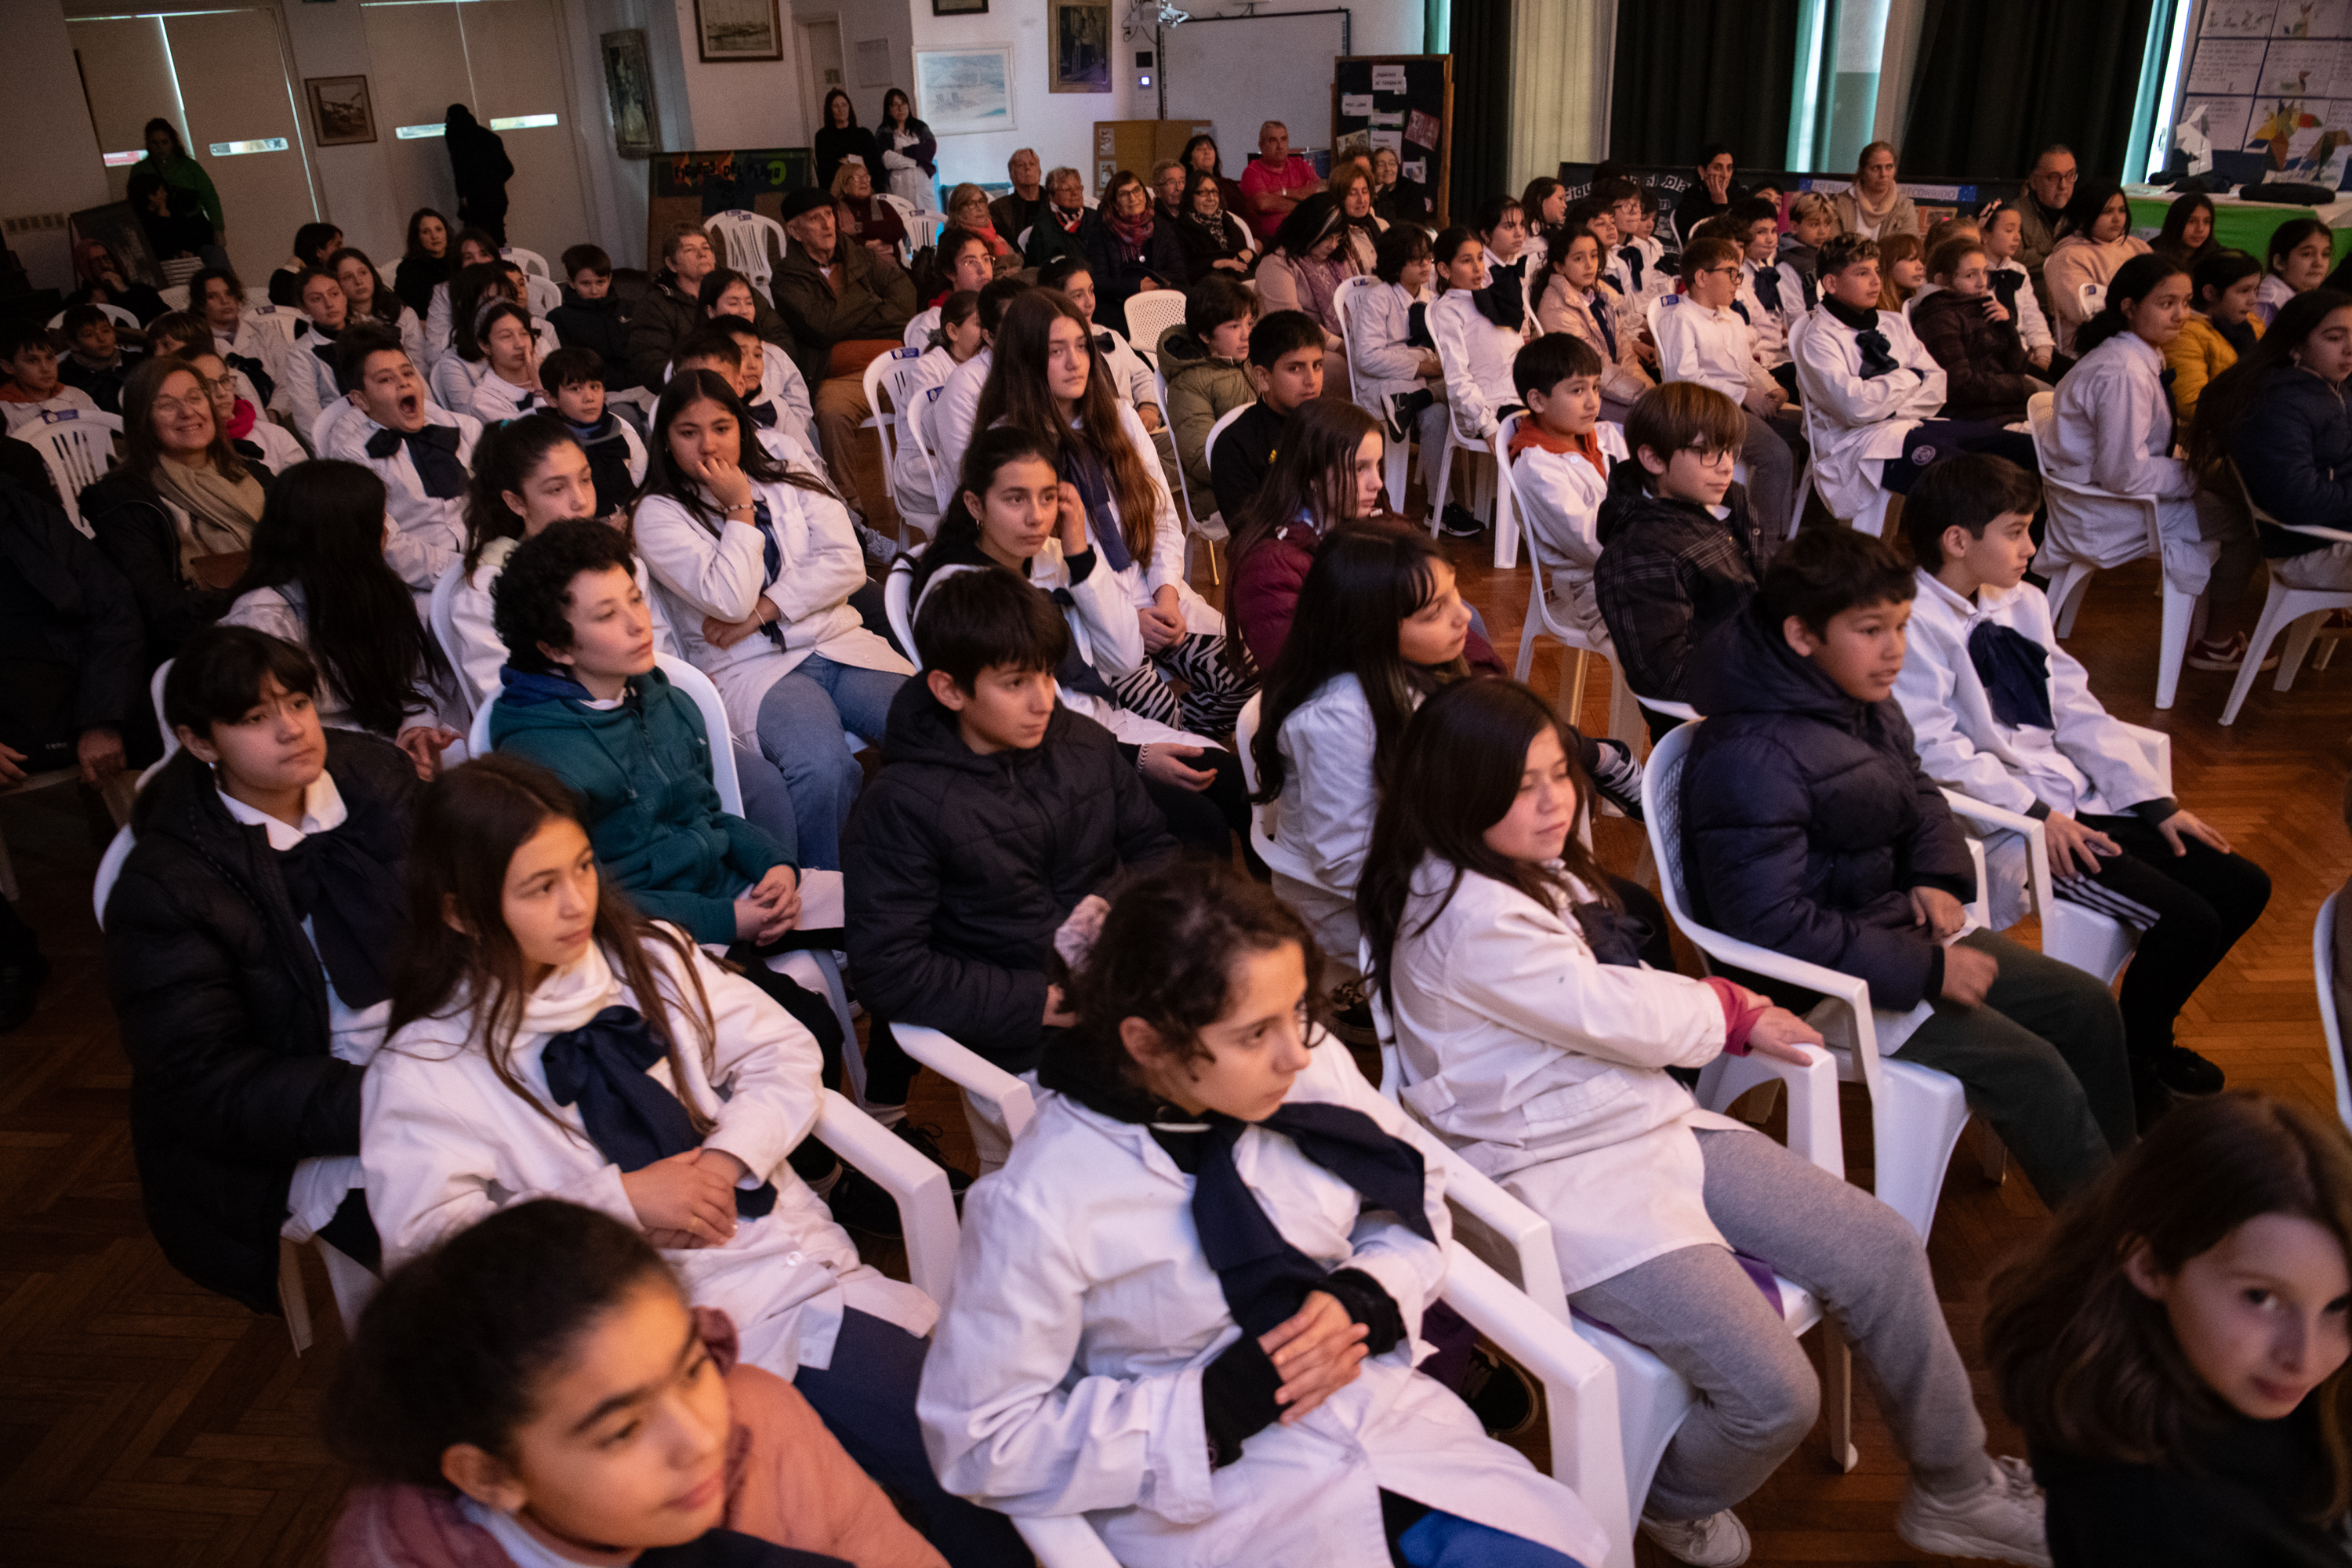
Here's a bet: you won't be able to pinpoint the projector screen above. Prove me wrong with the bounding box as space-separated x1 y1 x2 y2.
1160 12 1349 173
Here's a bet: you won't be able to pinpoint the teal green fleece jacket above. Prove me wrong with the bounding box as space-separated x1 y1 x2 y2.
487 666 791 944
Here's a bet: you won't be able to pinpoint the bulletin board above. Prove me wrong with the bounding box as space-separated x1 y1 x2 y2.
2172 2 2352 187
1331 54 1452 228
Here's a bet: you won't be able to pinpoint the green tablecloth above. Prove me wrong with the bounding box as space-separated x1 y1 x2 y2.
2129 197 2352 263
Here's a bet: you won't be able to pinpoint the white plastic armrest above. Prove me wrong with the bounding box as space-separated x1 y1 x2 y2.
1429 1146 1570 1326
1635 696 1700 721
1941 788 2053 930
815 1091 960 1306
1700 1041 1842 1179
1443 1244 1632 1567
2117 721 2172 794
1682 925 1875 1015
888 1023 1037 1146
1012 1515 1123 1567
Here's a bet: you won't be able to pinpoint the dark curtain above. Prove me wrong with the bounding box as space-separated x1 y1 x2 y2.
1608 0 1799 171
1449 0 1514 221
1903 0 2155 180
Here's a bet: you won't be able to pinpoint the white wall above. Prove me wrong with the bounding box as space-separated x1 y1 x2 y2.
278 2 407 265
0 4 118 292
909 0 1138 194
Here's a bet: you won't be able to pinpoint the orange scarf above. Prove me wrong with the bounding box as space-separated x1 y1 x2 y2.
1508 421 1609 485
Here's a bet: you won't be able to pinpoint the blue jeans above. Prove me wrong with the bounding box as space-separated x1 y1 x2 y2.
754 654 905 870
793 1309 1029 1568
730 741 797 862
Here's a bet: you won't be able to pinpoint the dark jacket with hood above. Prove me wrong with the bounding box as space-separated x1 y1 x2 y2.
1591 459 1766 702
549 285 640 390
82 460 276 666
104 730 419 1312
1910 287 2035 424
1679 605 1976 1013
840 677 1177 1070
488 665 792 946
2235 363 2352 557
770 239 918 390
624 268 793 394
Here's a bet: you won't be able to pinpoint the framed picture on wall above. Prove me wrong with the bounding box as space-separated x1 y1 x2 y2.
933 0 989 13
695 0 782 63
304 75 377 147
914 45 1015 135
600 29 661 158
1048 0 1113 93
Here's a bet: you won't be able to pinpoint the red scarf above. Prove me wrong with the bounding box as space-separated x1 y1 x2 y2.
227 397 258 441
1508 420 1608 484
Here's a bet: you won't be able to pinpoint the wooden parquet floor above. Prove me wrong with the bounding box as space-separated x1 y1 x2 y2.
2 526 2347 1567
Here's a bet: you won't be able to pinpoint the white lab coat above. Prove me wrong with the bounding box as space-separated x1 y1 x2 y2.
1033 402 1221 659
932 345 990 485
433 315 557 415
1656 298 1777 406
2042 330 2212 592
280 323 344 438
325 403 481 593
365 935 935 1379
633 475 912 742
469 366 546 423
1430 288 1524 441
1789 306 1946 521
1266 673 1383 958
234 415 308 475
917 1039 1608 1568
1385 859 1745 1296
1348 279 1439 408
1511 426 1627 650
1738 259 1796 368
1893 569 2171 927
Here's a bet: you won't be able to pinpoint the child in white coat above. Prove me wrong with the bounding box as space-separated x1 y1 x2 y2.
631 371 911 871
1657 234 1802 550
1429 226 1526 449
1508 335 1628 652
918 862 1611 1568
1791 234 1960 521
1359 677 2053 1567
368 756 1025 1567
324 338 481 597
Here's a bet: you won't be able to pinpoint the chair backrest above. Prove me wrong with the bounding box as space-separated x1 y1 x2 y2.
523 274 561 318
2320 891 2352 1134
22 412 122 535
310 397 354 457
863 346 926 480
901 383 950 515
427 561 470 710
502 245 552 278
1230 213 1254 252
2078 281 2105 321
93 823 135 929
49 302 139 331
1152 361 1205 525
1204 401 1250 474
884 549 922 666
1640 720 1708 938
152 658 177 762
158 284 190 314
1122 289 1186 359
705 210 780 299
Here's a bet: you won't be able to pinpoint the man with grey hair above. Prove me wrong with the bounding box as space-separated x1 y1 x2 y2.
2012 144 2078 314
1021 165 1104 270
989 146 1047 243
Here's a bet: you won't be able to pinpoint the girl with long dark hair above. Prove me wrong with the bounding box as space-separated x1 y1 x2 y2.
431 259 519 412
920 859 1610 1568
394 208 451 317
1226 398 1405 670
222 459 458 775
467 299 546 423
2192 286 2352 595
2153 191 2219 270
2259 216 2336 328
813 88 878 192
975 288 1252 732
2044 180 2152 353
632 371 909 869
328 245 426 369
1359 678 2045 1566
366 757 1019 1567
875 87 938 212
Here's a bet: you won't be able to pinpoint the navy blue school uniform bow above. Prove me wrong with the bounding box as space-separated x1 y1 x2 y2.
541 1005 778 1219
1751 266 1784 314
1058 447 1131 572
1189 1101 1433 1336
1618 244 1646 292
365 423 470 498
745 397 780 430
1968 619 2056 730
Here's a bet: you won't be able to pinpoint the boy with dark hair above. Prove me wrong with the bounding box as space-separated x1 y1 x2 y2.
1209 309 1327 520
1682 524 2135 1209
484 521 888 1211
1593 381 1767 724
0 321 100 431
842 568 1176 1145
539 345 644 519
56 304 145 415
934 274 1034 480
1511 333 1626 655
325 332 480 592
1658 235 1800 554
548 241 638 391
1892 454 2267 1122
1157 274 1257 523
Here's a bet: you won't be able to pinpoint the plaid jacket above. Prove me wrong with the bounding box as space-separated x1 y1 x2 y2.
1592 461 1767 702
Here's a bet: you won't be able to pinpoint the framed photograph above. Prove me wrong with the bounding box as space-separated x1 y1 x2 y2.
914 45 1015 135
1048 0 1113 94
71 202 164 289
933 0 989 12
694 0 782 63
600 29 660 158
304 75 376 147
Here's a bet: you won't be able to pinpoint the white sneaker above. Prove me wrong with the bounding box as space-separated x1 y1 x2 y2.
1638 1508 1751 1566
1896 1456 2050 1566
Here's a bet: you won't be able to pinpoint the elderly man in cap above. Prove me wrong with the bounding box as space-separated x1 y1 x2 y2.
769 186 917 532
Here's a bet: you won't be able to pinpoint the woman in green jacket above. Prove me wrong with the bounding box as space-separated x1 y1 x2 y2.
140 119 223 250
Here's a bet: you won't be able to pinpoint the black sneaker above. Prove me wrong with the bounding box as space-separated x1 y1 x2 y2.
824 1165 905 1239
1438 502 1485 539
1458 1345 1540 1438
0 950 49 1034
891 1119 974 1196
1385 388 1432 443
2149 1044 2226 1097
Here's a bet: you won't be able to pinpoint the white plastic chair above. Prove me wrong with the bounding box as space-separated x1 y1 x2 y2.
884 550 920 663
19 409 123 535
861 347 934 547
426 563 474 720
1230 213 1254 253
158 283 191 314
1333 275 1416 513
1121 289 1186 363
1202 401 1251 557
899 384 951 524
2028 391 2203 710
1232 694 1317 887
1936 722 2169 985
706 210 788 303
48 302 138 332
2319 891 2352 1134
1784 312 1895 538
1494 412 1628 732
2221 459 2352 724
501 245 552 278
1154 361 1226 585
1426 321 1500 552
1644 719 1989 1243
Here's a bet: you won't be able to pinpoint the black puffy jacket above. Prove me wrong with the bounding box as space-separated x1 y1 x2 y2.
841 679 1176 1070
103 731 419 1312
1679 606 1975 1012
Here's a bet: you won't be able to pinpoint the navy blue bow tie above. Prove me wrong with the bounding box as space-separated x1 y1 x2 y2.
746 398 779 429
1619 244 1645 290
1752 265 1784 314
1968 619 2056 731
364 422 469 499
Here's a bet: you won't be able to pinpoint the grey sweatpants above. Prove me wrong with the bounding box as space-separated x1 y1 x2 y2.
1567 1127 1994 1521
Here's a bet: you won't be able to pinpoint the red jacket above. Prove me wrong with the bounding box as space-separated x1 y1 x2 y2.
1229 514 1505 676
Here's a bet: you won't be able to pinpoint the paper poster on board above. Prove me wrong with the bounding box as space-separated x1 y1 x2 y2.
1406 108 1441 148
1370 129 1403 156
1371 64 1406 91
1341 93 1374 116
2205 2 2279 34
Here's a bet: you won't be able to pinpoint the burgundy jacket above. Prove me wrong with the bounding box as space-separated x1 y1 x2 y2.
1229 514 1504 675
